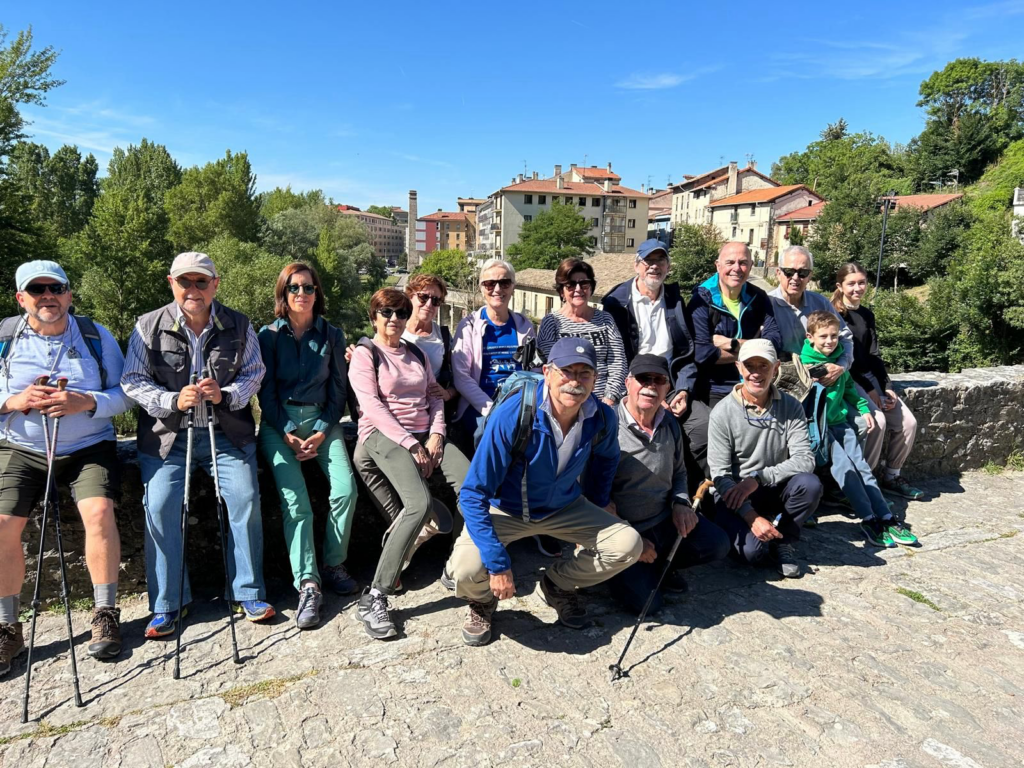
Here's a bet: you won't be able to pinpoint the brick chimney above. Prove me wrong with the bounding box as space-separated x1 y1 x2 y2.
554 164 562 177
532 171 538 180
517 173 524 183
557 176 564 190
750 160 757 170
408 190 418 266
727 161 739 196
607 162 612 171
570 163 577 169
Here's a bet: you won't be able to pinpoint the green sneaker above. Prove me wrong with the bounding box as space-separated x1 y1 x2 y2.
880 475 925 501
860 517 896 548
883 517 919 546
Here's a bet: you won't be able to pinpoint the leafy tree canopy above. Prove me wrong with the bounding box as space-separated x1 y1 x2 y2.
414 248 475 289
365 204 395 221
258 186 325 219
506 200 593 269
669 224 722 291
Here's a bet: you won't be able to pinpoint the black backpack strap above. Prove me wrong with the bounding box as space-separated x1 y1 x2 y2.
0 316 26 365
72 315 108 388
403 339 426 368
438 325 454 385
512 381 539 522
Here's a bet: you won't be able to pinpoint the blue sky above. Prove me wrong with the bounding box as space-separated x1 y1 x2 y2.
9 1 1024 213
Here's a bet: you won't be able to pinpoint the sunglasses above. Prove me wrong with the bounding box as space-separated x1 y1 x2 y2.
174 276 213 290
779 267 812 280
635 373 668 386
24 283 70 296
481 278 513 291
415 293 442 306
377 307 411 321
561 279 595 292
288 284 317 295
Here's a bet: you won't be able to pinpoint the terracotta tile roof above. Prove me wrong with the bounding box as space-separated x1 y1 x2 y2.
885 193 964 212
513 252 639 299
774 201 827 222
671 165 728 191
571 166 622 181
690 165 779 191
708 185 818 207
420 211 470 221
500 178 648 197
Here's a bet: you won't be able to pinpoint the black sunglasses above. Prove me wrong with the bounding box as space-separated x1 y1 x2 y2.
288 284 317 295
415 293 442 306
635 373 668 386
561 279 595 292
779 267 812 280
174 276 212 290
481 278 513 290
24 283 70 296
377 307 411 321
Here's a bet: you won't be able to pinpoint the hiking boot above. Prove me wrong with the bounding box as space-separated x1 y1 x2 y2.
462 598 497 646
880 475 925 501
145 607 187 639
439 567 456 592
664 570 689 594
774 541 802 578
860 516 896 548
534 535 563 558
234 600 276 622
88 607 122 660
0 622 25 676
538 574 587 629
295 585 322 630
883 516 920 547
354 589 397 640
322 564 359 596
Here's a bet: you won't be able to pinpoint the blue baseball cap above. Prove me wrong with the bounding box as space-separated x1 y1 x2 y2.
16 260 69 292
547 337 597 370
635 238 669 264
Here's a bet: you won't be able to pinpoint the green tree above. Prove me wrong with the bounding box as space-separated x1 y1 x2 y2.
0 24 63 158
908 111 999 188
506 200 593 269
917 58 1024 136
787 225 805 246
820 118 849 141
165 150 261 250
7 141 99 239
204 234 289 328
970 137 1024 214
415 248 475 289
366 204 395 221
258 186 325 219
669 224 723 290
872 288 955 373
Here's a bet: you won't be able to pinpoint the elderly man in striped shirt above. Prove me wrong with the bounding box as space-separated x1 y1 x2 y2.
121 252 272 639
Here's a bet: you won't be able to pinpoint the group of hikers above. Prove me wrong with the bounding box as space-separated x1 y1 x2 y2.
0 237 926 674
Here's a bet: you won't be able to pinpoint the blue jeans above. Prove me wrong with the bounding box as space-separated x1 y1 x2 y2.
139 428 265 613
828 422 890 520
607 513 729 614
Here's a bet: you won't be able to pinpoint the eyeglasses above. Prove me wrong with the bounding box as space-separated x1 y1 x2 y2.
377 307 411 321
288 284 317 295
24 283 70 296
551 364 595 382
481 278 513 291
561 279 595 292
415 293 442 306
174 276 212 290
779 267 812 280
635 373 668 386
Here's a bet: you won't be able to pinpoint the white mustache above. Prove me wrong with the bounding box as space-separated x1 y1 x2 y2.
639 388 660 398
559 384 586 396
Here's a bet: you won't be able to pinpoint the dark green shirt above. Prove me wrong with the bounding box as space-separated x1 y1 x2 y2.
257 317 347 434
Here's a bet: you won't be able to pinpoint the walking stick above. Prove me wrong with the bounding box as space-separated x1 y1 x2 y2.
609 479 714 683
22 377 83 722
203 368 241 665
172 374 199 680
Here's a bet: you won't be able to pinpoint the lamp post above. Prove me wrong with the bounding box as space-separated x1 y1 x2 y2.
873 191 897 303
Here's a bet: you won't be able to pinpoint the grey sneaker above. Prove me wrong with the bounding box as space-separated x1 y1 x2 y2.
439 567 455 592
538 574 587 629
0 622 25 676
295 585 322 630
462 599 497 646
355 589 397 640
774 542 802 578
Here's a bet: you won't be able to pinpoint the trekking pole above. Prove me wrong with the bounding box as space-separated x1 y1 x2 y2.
609 479 714 683
203 367 241 665
22 377 83 722
172 373 199 680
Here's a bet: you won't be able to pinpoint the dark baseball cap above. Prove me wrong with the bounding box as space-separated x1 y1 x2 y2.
635 238 669 264
547 337 597 369
628 354 670 379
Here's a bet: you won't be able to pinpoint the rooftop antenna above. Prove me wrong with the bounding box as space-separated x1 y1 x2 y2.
719 155 725 166
523 160 528 176
583 153 588 168
745 153 754 166
647 174 653 190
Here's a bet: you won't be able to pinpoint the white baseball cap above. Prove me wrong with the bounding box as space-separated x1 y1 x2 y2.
738 338 777 365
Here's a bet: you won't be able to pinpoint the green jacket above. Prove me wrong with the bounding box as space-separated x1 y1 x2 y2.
799 339 871 426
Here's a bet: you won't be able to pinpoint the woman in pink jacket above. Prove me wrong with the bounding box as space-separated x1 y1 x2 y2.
350 288 470 641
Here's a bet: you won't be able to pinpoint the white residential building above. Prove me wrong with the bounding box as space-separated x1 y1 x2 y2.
670 162 779 229
707 185 825 266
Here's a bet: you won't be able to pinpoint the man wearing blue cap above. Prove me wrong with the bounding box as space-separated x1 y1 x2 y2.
446 337 641 646
0 260 132 672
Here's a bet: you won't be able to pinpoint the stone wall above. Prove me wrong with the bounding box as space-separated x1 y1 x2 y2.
20 365 1024 604
891 365 1024 480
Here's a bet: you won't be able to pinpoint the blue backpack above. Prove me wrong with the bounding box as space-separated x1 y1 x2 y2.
0 314 108 387
804 382 831 468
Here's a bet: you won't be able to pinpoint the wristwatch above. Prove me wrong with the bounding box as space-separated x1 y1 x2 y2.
749 470 762 486
730 338 740 354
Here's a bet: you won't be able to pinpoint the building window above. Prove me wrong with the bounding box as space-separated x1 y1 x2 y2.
589 236 598 247
538 195 546 204
748 229 754 244
591 198 600 207
524 215 532 223
591 217 599 227
524 194 533 204
731 226 737 238
626 238 635 247
627 219 636 228
578 197 587 206
551 196 559 204
750 204 756 215
628 199 637 208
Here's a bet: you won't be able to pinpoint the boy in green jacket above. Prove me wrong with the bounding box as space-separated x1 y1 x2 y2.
801 312 918 547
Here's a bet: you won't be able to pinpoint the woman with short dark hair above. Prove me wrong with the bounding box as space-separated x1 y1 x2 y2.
257 262 357 630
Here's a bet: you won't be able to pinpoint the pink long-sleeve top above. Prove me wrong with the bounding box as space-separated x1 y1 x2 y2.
350 339 445 449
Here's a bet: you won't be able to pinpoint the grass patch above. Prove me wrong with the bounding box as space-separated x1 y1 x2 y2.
510 678 521 689
1006 450 1024 472
895 587 942 612
982 461 1004 475
1000 530 1018 539
46 598 94 615
221 672 316 708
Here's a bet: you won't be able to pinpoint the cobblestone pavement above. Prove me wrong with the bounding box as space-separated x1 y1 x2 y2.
2 471 1023 767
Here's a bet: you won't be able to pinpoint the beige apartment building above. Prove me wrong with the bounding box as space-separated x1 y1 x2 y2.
708 185 825 266
670 162 779 229
337 205 405 264
488 163 650 257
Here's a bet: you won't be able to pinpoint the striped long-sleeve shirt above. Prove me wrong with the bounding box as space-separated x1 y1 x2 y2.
537 309 627 401
121 304 265 428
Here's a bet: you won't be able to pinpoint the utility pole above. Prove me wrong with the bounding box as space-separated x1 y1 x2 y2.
948 168 960 190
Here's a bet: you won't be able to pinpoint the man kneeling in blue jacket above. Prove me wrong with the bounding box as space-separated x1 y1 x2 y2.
445 338 642 646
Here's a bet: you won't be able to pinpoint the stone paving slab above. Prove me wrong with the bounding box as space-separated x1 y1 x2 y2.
2 471 1024 767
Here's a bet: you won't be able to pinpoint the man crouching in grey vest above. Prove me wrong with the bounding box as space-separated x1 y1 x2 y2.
121 252 272 639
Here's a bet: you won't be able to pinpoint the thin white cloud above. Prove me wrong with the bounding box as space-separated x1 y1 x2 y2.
389 151 454 169
615 73 689 90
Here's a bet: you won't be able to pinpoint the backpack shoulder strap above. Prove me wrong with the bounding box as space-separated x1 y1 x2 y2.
403 339 427 368
513 380 539 523
356 337 381 371
73 315 108 388
440 324 453 376
0 316 25 361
